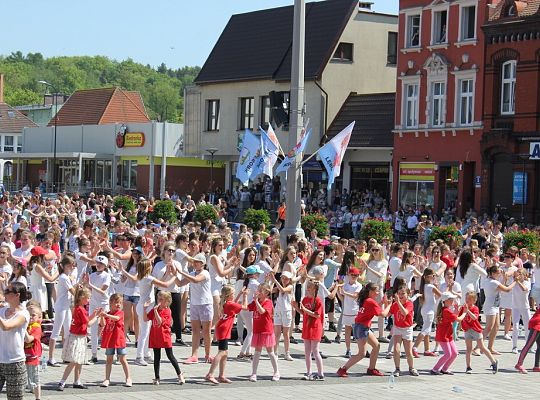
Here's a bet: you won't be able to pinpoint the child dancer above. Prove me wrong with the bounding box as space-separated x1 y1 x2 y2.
145 291 185 385
430 292 467 375
390 284 418 376
459 291 498 374
24 302 43 400
413 268 441 357
88 255 112 364
237 265 262 360
512 269 531 353
205 284 248 384
337 282 391 377
58 287 102 391
337 267 362 358
297 280 324 380
515 306 540 373
249 283 280 382
100 293 132 387
270 271 294 361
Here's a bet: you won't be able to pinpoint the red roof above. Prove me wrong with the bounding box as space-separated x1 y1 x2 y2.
0 102 38 133
48 87 150 126
489 0 540 21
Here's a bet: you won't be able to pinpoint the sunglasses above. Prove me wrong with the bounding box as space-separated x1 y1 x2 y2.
166 249 175 253
371 249 380 252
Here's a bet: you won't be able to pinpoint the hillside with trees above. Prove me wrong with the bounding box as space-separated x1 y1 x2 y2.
0 51 200 122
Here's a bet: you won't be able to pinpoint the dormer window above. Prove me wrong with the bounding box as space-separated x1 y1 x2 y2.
507 4 516 17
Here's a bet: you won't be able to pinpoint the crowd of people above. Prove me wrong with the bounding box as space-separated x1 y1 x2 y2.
0 188 540 400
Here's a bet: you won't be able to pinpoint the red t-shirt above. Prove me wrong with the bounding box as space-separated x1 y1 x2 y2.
101 310 126 349
148 307 172 348
248 298 273 334
354 297 381 327
70 306 89 335
529 308 540 331
301 296 323 340
441 255 455 270
215 301 243 340
24 323 42 366
435 307 457 342
390 300 414 328
459 305 482 333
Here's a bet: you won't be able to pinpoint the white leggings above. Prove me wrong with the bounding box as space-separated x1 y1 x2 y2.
90 303 109 355
50 307 72 341
304 339 323 376
512 308 531 349
239 310 253 354
136 302 151 359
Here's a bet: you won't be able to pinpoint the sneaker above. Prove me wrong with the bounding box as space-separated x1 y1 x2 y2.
328 323 337 332
271 374 280 382
48 360 61 367
302 373 312 380
430 369 442 375
311 373 325 381
532 367 540 372
125 378 133 387
334 335 341 344
393 369 400 377
321 335 331 344
134 358 148 366
319 351 328 359
378 337 390 343
290 336 299 344
424 351 437 357
512 347 518 354
234 341 242 346
337 367 349 378
412 348 420 358
441 370 454 375
409 368 419 376
145 356 154 363
101 380 110 387
249 374 257 382
89 356 98 364
183 356 199 364
491 360 498 374
114 358 121 365
175 338 187 346
345 350 351 359
284 352 294 361
515 364 528 374
503 334 512 341
385 352 393 359
153 379 160 385
466 367 473 374
178 372 185 385
73 383 88 389
57 382 65 392
367 368 384 377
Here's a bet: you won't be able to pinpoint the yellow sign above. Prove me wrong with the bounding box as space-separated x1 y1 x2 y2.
122 132 145 147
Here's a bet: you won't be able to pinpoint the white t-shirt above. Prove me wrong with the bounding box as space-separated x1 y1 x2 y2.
208 254 225 284
421 283 438 315
275 285 293 312
122 265 140 297
366 260 388 288
89 270 111 306
440 281 462 297
139 275 156 305
457 263 487 293
189 270 212 306
0 308 30 363
1 241 15 254
512 280 531 310
246 278 260 303
12 246 33 259
342 281 362 315
54 273 74 311
75 250 89 282
389 257 402 286
152 260 182 293
256 260 273 284
396 265 417 289
483 278 501 314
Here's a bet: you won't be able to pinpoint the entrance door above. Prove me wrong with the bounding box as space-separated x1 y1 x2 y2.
59 160 79 192
490 153 513 211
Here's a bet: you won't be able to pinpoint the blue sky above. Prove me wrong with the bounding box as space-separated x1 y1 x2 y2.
0 0 398 68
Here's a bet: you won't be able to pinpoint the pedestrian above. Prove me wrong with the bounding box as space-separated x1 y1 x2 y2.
515 306 540 373
270 271 294 361
337 267 362 358
413 268 442 357
24 301 42 400
390 284 418 376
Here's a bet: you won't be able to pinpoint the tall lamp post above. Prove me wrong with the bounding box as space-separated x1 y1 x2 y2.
38 80 59 193
206 148 218 204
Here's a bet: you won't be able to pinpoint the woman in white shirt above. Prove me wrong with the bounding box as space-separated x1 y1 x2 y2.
395 251 422 290
208 238 235 336
456 250 487 304
511 269 531 353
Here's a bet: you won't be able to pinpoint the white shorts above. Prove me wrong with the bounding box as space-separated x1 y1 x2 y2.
211 280 224 297
342 314 356 327
420 311 435 336
484 306 500 316
392 325 413 341
273 309 292 327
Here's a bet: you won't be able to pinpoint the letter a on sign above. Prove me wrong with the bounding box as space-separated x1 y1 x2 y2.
530 142 540 160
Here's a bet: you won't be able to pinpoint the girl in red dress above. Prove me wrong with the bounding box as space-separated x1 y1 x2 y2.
100 293 132 388
144 291 185 385
297 280 325 380
205 284 248 384
249 283 280 382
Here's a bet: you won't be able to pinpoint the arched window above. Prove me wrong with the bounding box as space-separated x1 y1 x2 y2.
500 60 516 115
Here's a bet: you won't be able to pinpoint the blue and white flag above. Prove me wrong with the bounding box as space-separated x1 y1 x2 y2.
318 121 355 190
236 129 262 186
252 128 279 179
275 127 312 175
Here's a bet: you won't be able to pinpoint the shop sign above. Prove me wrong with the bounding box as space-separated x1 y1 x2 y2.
530 142 540 160
116 130 145 148
512 172 527 205
399 162 435 182
474 175 481 188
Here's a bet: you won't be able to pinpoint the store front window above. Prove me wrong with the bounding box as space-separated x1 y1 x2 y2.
398 162 435 208
350 164 390 200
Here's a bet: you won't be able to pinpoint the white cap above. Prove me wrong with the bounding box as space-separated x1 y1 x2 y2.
95 255 109 267
281 271 293 280
440 291 457 302
193 253 207 263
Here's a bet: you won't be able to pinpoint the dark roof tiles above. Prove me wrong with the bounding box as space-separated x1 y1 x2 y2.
0 102 38 133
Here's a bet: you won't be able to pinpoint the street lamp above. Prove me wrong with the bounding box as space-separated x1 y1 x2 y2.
38 80 59 193
206 148 218 204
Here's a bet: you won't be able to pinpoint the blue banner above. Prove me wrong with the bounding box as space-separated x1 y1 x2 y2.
512 172 527 205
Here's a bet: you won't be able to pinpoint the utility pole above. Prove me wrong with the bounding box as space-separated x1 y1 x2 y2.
281 0 305 243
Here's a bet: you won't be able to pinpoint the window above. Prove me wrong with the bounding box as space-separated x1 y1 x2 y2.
260 96 271 129
206 100 220 131
3 135 14 152
432 10 448 44
404 83 419 128
239 97 254 130
501 60 516 115
431 82 446 127
121 160 137 189
406 14 421 47
458 79 474 125
387 32 398 65
332 42 353 61
16 137 22 152
460 5 476 41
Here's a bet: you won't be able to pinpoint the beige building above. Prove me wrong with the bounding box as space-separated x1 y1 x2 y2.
184 0 397 192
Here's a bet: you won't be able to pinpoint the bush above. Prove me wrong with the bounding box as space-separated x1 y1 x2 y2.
150 200 177 223
113 195 135 213
429 225 461 245
243 208 271 232
360 219 393 243
194 204 218 224
301 213 329 237
504 231 540 254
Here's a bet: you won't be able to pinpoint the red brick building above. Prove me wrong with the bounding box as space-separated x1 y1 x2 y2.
393 0 487 216
480 0 540 223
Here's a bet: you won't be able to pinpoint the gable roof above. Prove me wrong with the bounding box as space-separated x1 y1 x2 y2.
195 0 357 84
489 0 540 21
0 102 38 133
48 87 150 126
326 92 395 148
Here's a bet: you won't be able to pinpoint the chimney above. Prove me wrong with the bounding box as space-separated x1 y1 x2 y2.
0 73 4 103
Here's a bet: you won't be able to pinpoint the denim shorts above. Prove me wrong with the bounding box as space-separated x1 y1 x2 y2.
123 295 140 305
105 347 128 356
352 323 370 340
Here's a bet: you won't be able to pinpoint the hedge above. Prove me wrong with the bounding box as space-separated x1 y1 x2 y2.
360 219 393 243
504 231 540 254
243 208 271 232
301 213 329 236
194 204 218 224
150 200 177 223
